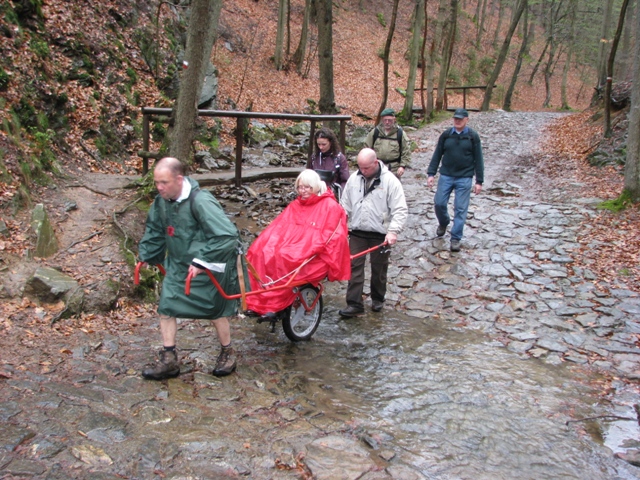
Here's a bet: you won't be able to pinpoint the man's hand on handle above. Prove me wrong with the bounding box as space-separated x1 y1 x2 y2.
385 232 398 246
188 265 205 277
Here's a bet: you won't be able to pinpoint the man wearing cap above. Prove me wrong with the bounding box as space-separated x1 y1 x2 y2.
364 108 411 178
427 108 484 252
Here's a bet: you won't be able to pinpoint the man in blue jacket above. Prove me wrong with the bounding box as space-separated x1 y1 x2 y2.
427 108 484 252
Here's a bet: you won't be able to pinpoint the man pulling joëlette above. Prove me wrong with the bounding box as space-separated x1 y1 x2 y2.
338 148 408 317
138 157 242 380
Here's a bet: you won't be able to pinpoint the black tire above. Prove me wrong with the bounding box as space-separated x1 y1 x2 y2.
282 285 323 341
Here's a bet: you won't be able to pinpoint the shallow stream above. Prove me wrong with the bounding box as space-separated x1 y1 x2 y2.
245 286 635 479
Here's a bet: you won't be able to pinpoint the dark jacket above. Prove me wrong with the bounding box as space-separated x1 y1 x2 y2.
307 151 350 189
427 127 484 184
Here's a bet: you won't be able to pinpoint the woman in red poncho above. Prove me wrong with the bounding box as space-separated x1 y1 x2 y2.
245 169 351 316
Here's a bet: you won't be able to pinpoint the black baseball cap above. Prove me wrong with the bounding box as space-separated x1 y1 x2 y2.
453 108 469 118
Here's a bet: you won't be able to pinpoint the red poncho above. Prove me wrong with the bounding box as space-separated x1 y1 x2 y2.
245 191 351 314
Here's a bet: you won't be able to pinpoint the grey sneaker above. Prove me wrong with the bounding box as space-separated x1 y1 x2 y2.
372 300 384 312
212 346 237 377
436 224 447 237
142 349 180 380
450 239 461 252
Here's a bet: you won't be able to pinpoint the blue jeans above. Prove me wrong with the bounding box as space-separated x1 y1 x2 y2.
434 175 472 241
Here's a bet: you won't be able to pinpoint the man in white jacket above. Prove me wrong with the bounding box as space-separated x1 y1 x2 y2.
339 148 408 316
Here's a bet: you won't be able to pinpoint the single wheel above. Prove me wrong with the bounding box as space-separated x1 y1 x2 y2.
282 285 323 341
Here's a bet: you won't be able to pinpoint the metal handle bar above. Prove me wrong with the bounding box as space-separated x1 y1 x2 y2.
134 241 387 298
134 262 166 284
350 241 389 260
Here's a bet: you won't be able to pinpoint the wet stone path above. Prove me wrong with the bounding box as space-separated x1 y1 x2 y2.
2 111 640 479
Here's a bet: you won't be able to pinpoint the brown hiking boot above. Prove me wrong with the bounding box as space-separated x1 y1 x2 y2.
212 346 237 377
141 349 180 380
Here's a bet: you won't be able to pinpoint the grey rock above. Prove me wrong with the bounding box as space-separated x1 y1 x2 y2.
304 435 376 480
564 353 589 364
31 203 59 257
507 341 534 354
0 424 36 452
536 337 569 353
481 264 510 276
574 313 598 327
539 316 575 331
26 267 79 302
509 331 539 342
514 282 538 294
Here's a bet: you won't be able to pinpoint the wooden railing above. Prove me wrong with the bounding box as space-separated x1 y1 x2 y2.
411 85 495 112
138 108 351 186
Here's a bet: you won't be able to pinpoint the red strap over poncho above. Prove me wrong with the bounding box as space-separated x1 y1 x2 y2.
245 191 351 314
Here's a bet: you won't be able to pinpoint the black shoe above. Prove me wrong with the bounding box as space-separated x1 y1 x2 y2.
339 305 365 318
372 300 384 312
450 239 461 252
436 224 447 237
212 346 237 377
142 350 180 380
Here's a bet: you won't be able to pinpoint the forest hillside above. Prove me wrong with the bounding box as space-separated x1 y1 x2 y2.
1 0 614 209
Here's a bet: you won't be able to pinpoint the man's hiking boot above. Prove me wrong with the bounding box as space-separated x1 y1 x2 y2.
212 346 237 377
371 300 384 312
436 224 447 237
338 305 365 318
142 349 180 380
450 239 461 252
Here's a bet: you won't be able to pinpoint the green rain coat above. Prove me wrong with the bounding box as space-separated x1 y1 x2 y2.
139 177 240 319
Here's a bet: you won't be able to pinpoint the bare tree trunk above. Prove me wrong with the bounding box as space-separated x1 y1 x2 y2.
420 0 429 116
503 0 529 111
593 0 615 103
492 0 505 50
604 0 631 137
169 0 221 165
618 0 635 80
286 0 291 58
427 0 448 115
436 0 457 111
475 0 489 47
481 0 526 111
560 0 576 110
293 0 311 74
376 0 401 122
624 0 640 200
274 0 287 70
528 37 549 85
315 0 337 114
402 0 426 122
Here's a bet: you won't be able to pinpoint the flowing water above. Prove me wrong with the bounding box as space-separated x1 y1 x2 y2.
244 286 635 479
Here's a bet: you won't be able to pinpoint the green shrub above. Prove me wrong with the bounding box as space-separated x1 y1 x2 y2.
478 56 495 78
0 68 9 91
30 38 49 58
126 67 138 83
376 13 386 27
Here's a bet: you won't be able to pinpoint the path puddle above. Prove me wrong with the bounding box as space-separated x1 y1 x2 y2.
246 287 634 479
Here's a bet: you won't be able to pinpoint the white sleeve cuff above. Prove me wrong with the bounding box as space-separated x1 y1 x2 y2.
192 258 226 273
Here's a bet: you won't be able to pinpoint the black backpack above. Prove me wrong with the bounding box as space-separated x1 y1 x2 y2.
440 127 479 151
373 126 403 163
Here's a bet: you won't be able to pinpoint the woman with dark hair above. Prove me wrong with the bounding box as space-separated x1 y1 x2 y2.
306 127 350 195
